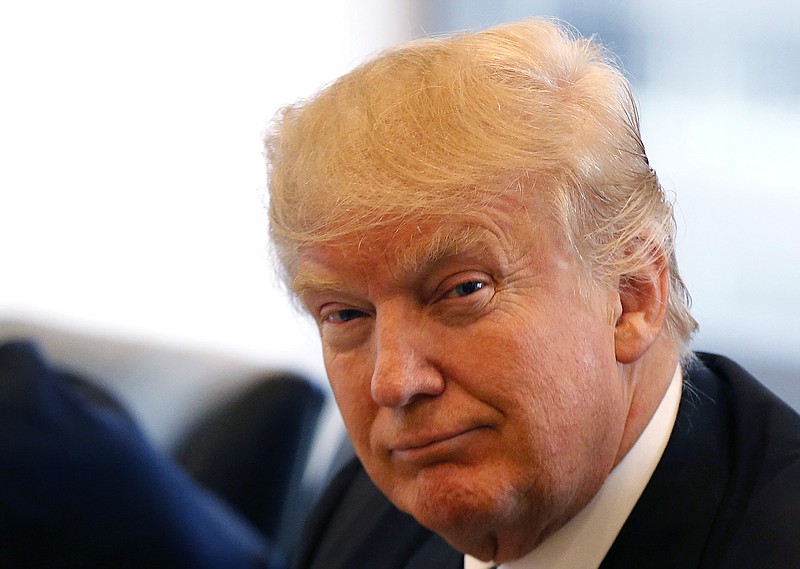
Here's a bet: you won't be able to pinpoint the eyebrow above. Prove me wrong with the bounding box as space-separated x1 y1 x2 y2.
292 271 350 298
393 224 495 276
291 224 500 297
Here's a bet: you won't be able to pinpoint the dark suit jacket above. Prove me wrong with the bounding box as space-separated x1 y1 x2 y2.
295 353 800 569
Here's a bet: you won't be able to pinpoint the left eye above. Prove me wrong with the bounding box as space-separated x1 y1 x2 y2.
449 280 485 298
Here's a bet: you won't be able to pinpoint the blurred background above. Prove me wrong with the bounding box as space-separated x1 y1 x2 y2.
2 0 798 448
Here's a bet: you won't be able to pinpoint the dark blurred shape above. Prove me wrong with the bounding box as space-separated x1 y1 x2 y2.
174 370 326 565
0 340 285 569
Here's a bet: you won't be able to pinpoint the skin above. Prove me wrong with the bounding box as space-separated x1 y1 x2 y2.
294 193 677 562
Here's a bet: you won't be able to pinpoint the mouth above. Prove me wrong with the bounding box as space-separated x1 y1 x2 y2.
389 426 489 463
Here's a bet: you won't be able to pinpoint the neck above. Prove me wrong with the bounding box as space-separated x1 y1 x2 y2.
614 335 679 467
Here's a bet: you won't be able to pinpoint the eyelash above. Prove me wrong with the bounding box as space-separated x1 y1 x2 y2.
319 276 492 326
324 308 367 324
447 280 485 298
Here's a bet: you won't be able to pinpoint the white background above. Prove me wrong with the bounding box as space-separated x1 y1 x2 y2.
2 1 798 426
1 1 416 386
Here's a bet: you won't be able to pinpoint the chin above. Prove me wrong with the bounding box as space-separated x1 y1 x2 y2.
395 463 525 546
388 462 573 562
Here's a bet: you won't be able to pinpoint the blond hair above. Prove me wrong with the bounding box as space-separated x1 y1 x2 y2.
265 18 697 354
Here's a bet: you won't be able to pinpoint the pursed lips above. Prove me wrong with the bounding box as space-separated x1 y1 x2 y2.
388 424 488 457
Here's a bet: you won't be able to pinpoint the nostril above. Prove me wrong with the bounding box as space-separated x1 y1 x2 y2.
370 358 415 408
370 313 445 407
370 350 446 408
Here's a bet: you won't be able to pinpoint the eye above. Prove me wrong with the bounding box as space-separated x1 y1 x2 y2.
316 304 372 349
431 274 494 322
446 280 486 298
324 308 368 324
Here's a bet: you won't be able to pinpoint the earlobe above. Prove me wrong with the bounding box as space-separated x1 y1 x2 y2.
614 257 670 364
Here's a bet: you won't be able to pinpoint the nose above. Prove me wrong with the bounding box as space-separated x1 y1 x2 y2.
369 311 445 408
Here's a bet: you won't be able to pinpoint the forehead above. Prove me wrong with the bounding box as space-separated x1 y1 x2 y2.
288 184 580 300
291 211 525 295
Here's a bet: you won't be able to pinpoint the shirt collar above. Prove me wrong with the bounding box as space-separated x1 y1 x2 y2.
466 365 683 569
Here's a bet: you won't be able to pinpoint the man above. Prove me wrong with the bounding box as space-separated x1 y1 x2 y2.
265 19 800 568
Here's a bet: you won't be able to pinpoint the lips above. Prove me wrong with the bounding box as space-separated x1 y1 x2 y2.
388 425 489 462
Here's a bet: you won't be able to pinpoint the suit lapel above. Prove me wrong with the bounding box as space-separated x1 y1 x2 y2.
301 460 462 569
600 359 732 568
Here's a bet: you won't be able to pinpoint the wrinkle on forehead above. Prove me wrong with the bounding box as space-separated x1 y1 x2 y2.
292 199 537 297
293 224 493 292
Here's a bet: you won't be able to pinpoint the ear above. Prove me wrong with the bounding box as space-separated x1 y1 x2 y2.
614 252 670 364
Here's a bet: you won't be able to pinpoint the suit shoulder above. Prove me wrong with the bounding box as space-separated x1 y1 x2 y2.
293 457 363 568
692 353 800 567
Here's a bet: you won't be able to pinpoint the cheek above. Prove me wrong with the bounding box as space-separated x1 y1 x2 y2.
469 306 621 449
323 349 376 450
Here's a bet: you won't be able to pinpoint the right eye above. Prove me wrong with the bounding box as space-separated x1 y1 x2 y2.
324 308 368 324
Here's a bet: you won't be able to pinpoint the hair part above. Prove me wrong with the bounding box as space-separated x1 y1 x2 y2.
265 18 697 356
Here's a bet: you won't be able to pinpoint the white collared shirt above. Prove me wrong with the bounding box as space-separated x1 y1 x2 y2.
465 366 683 569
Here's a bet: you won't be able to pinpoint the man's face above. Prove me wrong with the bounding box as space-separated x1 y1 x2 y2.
295 194 633 561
